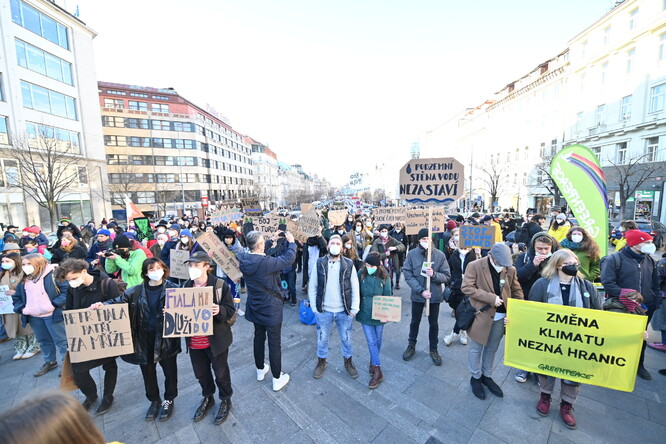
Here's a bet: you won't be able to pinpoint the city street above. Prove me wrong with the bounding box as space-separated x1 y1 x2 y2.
0 271 664 444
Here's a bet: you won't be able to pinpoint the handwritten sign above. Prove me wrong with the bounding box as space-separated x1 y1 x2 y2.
0 285 14 315
327 210 348 226
287 219 309 243
405 208 446 235
197 232 242 281
169 249 190 280
216 199 238 210
459 225 496 249
133 217 154 242
299 209 321 237
163 287 215 338
399 157 464 205
372 207 407 225
63 304 134 363
246 213 285 239
210 207 244 226
371 296 402 322
241 198 262 214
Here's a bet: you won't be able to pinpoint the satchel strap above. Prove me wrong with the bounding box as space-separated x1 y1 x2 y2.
477 304 492 314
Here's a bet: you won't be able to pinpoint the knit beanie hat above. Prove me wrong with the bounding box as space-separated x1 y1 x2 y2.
446 220 457 231
625 230 653 247
417 228 429 239
365 252 381 267
113 235 131 250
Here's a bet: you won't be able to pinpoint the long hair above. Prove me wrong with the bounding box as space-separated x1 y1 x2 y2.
540 249 581 280
565 226 600 261
21 253 48 281
0 390 105 444
341 235 359 261
0 253 23 279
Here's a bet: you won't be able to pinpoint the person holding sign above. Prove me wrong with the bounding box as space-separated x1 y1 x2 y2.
182 252 236 425
56 259 120 415
462 243 523 400
356 252 393 389
370 225 405 290
402 228 451 366
93 258 181 422
104 235 147 288
527 249 602 429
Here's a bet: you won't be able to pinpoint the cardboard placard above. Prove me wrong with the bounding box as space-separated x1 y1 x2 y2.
327 210 348 226
372 207 407 225
300 203 313 213
169 249 191 279
197 232 242 281
163 287 215 338
216 199 238 210
371 296 402 322
0 285 14 315
299 209 321 237
399 157 464 205
63 304 134 363
246 213 286 239
459 225 496 249
287 219 309 243
210 207 244 226
405 208 446 235
60 352 78 391
133 217 154 242
241 198 262 214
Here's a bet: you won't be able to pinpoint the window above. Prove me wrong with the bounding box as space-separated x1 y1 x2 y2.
603 26 611 46
627 48 635 73
601 61 608 85
151 103 170 113
595 104 606 126
102 116 123 127
660 33 666 61
128 100 148 111
151 120 170 130
650 83 666 113
15 40 73 85
77 166 88 186
104 135 126 146
551 139 557 156
106 154 127 164
576 112 584 131
127 137 150 147
126 118 149 129
591 146 601 160
26 122 80 152
103 98 123 109
620 95 632 120
616 142 627 164
539 142 545 158
21 81 76 119
10 0 69 49
106 90 125 96
629 8 638 30
4 160 19 187
130 92 148 98
0 117 8 144
152 95 170 100
646 137 659 162
136 192 155 204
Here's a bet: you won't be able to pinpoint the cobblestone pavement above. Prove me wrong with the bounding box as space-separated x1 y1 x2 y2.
0 271 664 444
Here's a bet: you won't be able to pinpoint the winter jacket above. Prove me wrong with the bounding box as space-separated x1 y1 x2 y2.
105 249 147 288
600 247 660 309
547 222 570 243
106 280 181 365
356 271 393 326
57 223 83 240
370 236 405 270
519 221 544 244
529 276 602 310
515 231 559 299
309 255 360 315
13 268 69 328
303 236 327 279
560 238 600 282
65 269 118 310
403 246 451 303
86 239 113 264
447 249 478 308
50 243 87 264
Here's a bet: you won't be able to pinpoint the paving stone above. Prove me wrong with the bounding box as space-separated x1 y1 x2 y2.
467 427 509 444
371 424 418 444
478 397 551 444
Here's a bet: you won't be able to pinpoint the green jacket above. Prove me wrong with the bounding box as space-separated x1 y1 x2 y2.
356 270 393 326
105 249 147 288
573 249 600 282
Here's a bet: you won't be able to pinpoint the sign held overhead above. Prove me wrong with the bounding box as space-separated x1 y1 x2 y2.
399 158 464 205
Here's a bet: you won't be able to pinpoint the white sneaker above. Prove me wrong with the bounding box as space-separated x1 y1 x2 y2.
273 372 290 391
12 352 24 360
238 309 245 316
459 331 468 345
443 331 458 346
257 364 270 381
21 350 40 359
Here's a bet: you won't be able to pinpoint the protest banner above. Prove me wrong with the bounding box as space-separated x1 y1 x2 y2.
63 304 134 363
132 217 154 242
405 207 446 235
169 249 190 280
299 209 321 236
505 299 646 392
163 287 215 338
371 296 402 322
459 224 496 249
327 210 348 226
372 207 407 225
197 232 242 281
241 198 262 214
399 157 464 205
247 213 285 239
210 207 244 226
287 219 308 243
550 145 609 256
0 285 14 315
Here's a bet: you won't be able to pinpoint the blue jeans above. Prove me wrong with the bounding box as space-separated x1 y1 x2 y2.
315 311 353 359
361 324 384 366
29 316 67 363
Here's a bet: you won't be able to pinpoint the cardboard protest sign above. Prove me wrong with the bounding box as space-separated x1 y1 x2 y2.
459 225 496 249
399 157 464 205
405 208 446 235
241 198 262 214
299 209 321 237
210 207 244 226
371 296 402 322
216 199 238 210
197 232 242 281
287 219 309 243
163 287 215 338
169 249 190 280
372 207 407 225
246 213 285 239
63 304 134 363
327 210 348 226
301 203 313 213
132 217 154 242
505 299 646 392
0 285 14 315
60 352 78 391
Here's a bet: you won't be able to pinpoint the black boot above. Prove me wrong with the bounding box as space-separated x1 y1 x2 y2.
145 401 160 422
193 396 215 422
95 395 114 415
158 400 174 422
214 399 231 425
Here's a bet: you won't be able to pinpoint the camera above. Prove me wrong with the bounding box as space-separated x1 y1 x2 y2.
104 249 124 257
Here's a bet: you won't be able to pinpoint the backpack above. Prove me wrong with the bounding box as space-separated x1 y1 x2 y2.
514 225 530 245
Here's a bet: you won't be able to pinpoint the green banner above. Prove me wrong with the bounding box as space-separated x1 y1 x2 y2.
550 145 609 257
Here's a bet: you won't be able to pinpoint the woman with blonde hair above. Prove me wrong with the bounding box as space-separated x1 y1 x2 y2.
12 253 69 377
526 248 602 430
560 226 601 281
0 390 105 444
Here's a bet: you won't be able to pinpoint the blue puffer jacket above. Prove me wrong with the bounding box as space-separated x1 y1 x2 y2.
13 268 69 327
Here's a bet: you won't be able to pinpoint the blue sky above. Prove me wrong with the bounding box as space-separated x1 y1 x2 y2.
76 0 614 185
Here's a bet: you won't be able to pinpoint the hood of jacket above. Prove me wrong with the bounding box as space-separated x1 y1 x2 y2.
528 231 559 256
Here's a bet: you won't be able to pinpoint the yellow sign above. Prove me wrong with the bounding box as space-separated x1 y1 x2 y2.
505 299 646 392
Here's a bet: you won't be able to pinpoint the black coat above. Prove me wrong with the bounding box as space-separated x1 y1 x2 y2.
601 247 661 308
447 249 478 308
51 243 87 264
57 223 83 240
65 269 118 310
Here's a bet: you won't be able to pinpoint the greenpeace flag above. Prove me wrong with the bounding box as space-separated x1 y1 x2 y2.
549 145 609 257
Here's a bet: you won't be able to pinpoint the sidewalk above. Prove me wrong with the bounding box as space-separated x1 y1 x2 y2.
0 272 664 444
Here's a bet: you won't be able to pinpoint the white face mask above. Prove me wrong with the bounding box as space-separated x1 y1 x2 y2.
641 243 656 255
22 265 35 275
1 263 14 270
571 234 584 243
68 276 85 288
147 269 164 281
355 227 362 232
338 230 345 235
157 239 166 246
459 248 470 254
345 243 352 249
329 245 341 256
489 256 504 273
168 231 178 238
380 232 388 238
419 240 429 250
180 237 190 244
365 222 372 227
157 227 166 233
395 228 401 233
188 267 204 280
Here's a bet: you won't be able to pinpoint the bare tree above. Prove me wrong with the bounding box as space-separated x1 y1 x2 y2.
106 163 144 206
480 163 503 209
532 156 564 209
605 152 662 219
3 132 91 231
155 182 179 218
360 191 372 203
373 188 386 203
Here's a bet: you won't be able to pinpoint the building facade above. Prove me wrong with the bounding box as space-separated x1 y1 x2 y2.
98 82 254 218
247 137 279 210
0 0 110 229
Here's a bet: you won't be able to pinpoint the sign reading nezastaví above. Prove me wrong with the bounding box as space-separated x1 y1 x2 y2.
399 158 464 205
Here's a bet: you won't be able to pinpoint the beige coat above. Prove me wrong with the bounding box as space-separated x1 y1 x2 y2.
461 256 523 346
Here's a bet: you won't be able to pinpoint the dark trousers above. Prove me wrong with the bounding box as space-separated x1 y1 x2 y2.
253 323 282 379
139 332 178 402
295 249 303 272
189 347 232 400
639 306 657 367
284 270 296 301
408 301 440 351
72 357 118 400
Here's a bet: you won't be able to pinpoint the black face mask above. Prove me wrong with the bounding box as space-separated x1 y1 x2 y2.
561 264 579 276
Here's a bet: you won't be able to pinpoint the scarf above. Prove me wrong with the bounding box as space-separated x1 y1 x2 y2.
546 276 586 308
560 239 582 251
